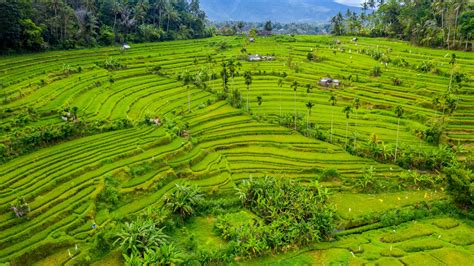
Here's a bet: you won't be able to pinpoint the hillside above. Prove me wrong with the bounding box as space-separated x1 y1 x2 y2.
0 36 472 264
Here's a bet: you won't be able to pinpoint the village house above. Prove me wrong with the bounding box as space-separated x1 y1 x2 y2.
318 78 341 87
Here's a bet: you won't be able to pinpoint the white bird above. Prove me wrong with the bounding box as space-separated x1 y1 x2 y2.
75 244 78 251
68 249 72 257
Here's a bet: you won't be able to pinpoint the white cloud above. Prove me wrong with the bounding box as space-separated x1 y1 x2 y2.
333 0 365 7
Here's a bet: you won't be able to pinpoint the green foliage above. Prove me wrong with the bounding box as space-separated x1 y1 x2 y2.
444 166 473 209
11 198 30 218
330 1 473 49
0 0 211 53
102 57 125 71
355 166 383 193
227 89 243 108
227 176 336 257
379 201 455 227
320 168 340 181
399 170 440 189
114 217 169 255
97 176 121 209
0 118 133 162
165 183 203 218
370 66 382 77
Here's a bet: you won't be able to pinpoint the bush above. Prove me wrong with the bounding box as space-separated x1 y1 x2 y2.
444 166 473 209
371 66 382 77
355 166 382 193
320 168 340 181
227 176 336 257
97 176 121 209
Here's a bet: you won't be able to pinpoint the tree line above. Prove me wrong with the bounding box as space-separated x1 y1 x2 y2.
331 0 474 50
0 0 211 53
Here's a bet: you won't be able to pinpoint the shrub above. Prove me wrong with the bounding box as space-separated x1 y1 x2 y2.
320 168 340 181
229 176 336 257
355 166 382 193
371 66 382 77
97 176 121 209
164 183 203 218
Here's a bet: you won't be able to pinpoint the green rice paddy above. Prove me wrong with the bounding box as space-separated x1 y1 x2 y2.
0 35 472 264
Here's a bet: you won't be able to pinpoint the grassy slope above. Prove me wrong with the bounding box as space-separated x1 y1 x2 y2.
0 35 472 264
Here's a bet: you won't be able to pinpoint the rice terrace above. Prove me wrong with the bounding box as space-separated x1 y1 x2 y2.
0 1 473 265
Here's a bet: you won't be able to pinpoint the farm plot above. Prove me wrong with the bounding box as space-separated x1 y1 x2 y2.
0 35 472 264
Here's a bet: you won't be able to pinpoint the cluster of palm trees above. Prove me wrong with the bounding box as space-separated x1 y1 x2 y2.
2 0 210 51
331 0 472 50
213 176 335 258
114 183 203 264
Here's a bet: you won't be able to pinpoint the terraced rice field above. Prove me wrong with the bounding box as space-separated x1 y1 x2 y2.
0 35 472 264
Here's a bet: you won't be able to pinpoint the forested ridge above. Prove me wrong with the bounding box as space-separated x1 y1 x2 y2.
0 0 211 53
331 0 474 50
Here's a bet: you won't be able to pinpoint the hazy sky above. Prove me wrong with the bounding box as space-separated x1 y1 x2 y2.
334 0 365 7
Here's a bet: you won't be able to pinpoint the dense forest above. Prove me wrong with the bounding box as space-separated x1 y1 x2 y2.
331 0 474 50
0 0 212 53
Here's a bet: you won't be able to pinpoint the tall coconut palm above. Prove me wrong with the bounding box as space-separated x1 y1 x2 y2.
221 62 229 93
244 71 252 112
352 97 361 147
329 94 337 143
342 105 353 146
306 101 314 130
394 105 404 162
278 79 283 119
257 96 263 116
291 81 299 130
112 0 124 35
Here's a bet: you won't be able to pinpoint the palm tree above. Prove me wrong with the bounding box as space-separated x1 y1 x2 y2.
221 62 229 93
112 0 124 35
448 53 456 93
244 71 252 112
306 101 314 130
144 243 184 265
114 218 169 255
343 105 353 146
278 79 283 119
291 81 299 130
329 94 337 143
257 96 263 116
394 105 404 162
432 96 441 117
352 97 361 147
228 59 236 87
164 183 203 218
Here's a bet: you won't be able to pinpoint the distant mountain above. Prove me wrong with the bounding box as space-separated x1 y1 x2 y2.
200 0 361 23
